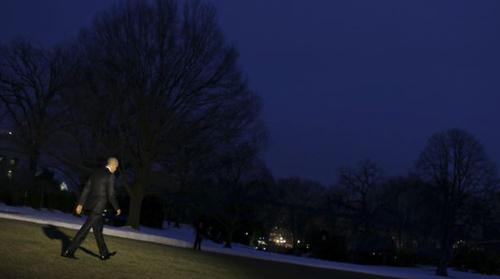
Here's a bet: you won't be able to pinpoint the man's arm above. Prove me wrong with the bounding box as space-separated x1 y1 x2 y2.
76 178 91 215
107 174 121 215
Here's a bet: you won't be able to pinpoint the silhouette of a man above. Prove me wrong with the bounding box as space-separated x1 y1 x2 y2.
193 221 205 250
61 157 121 260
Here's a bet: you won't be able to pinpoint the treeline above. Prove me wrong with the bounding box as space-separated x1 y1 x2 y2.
1 128 498 277
183 128 499 277
188 129 499 277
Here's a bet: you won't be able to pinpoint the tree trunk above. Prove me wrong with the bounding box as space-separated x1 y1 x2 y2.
39 189 44 209
436 246 451 276
29 145 40 184
126 192 145 230
436 208 453 277
30 146 40 206
435 235 452 277
436 259 449 277
382 249 388 265
224 223 235 248
29 151 38 175
174 206 180 228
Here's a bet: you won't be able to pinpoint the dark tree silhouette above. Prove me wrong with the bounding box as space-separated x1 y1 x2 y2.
61 0 264 229
0 40 77 204
276 177 325 252
205 140 270 248
416 129 496 277
377 174 431 266
334 160 385 262
0 40 76 175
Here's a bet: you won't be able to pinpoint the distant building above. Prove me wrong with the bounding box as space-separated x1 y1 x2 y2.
0 129 31 189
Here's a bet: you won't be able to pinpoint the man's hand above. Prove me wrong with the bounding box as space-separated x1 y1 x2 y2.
116 209 121 216
76 204 83 215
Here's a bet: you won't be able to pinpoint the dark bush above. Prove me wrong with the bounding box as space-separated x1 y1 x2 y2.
1 189 25 206
452 245 500 275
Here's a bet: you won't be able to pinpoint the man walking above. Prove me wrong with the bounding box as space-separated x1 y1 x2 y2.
193 221 205 250
61 157 121 260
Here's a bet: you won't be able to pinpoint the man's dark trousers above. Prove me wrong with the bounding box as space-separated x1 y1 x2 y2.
67 211 108 255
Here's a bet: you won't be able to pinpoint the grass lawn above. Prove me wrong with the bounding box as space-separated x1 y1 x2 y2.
0 218 396 279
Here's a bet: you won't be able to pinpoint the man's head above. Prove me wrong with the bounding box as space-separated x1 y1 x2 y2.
106 157 119 173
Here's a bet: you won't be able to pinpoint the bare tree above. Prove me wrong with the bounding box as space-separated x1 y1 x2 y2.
377 174 433 266
336 160 384 233
0 39 77 201
416 129 496 277
334 160 385 262
61 0 265 229
276 177 325 252
202 138 269 248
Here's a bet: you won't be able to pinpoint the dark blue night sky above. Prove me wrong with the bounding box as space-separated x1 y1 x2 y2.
2 0 500 185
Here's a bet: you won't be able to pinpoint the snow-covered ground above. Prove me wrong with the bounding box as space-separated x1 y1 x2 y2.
0 202 498 279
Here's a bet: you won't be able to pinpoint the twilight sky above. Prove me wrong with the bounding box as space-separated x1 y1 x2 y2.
1 0 500 185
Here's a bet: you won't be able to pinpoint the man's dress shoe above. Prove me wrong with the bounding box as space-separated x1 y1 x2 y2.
100 251 117 261
60 251 78 259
